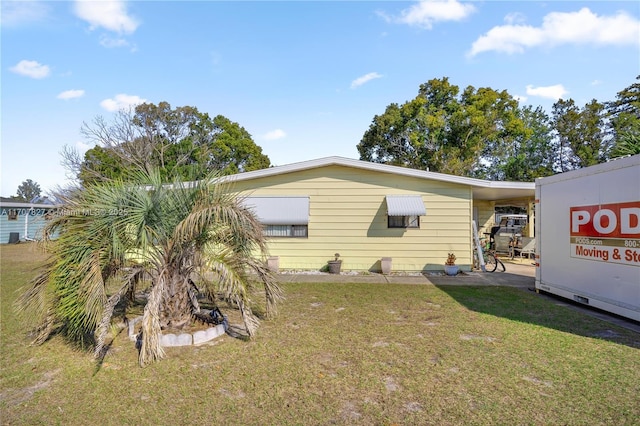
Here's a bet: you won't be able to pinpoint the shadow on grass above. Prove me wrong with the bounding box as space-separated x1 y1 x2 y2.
93 326 126 375
225 324 250 341
434 284 640 350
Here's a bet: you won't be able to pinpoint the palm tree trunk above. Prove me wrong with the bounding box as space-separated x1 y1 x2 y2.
139 274 166 366
159 271 194 330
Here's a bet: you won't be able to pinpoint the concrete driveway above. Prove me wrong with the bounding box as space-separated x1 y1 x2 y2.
426 259 535 288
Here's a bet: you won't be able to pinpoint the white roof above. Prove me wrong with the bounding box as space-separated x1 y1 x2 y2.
224 156 534 201
0 201 59 209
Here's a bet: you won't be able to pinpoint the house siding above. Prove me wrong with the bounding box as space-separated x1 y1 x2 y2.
231 165 473 272
0 207 53 243
0 214 24 243
474 200 496 239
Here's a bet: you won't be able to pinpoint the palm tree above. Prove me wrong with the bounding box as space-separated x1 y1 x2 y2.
611 131 640 158
16 169 282 366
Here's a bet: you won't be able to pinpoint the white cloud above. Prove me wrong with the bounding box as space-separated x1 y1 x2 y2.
591 79 603 86
469 25 543 55
503 12 526 25
99 35 132 49
57 89 85 100
386 0 476 29
100 94 147 112
263 129 287 140
469 7 640 56
10 59 50 79
513 94 528 103
73 0 139 34
526 84 568 100
1 0 50 26
351 72 383 89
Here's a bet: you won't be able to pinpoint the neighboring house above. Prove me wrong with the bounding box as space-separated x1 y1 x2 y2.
0 197 58 244
226 156 535 273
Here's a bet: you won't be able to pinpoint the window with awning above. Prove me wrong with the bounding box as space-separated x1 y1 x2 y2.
386 195 425 228
243 196 309 237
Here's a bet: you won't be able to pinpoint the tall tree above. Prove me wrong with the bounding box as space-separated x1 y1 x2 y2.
552 99 611 171
77 145 126 184
16 179 42 202
459 86 529 180
610 131 640 158
17 168 282 366
607 75 640 156
357 77 528 179
70 102 271 186
497 106 556 181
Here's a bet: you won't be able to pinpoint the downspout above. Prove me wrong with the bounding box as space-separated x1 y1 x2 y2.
25 208 32 239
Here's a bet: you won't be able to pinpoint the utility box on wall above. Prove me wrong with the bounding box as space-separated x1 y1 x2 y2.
535 155 640 321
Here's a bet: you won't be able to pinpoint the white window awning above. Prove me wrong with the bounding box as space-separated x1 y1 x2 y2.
386 195 426 216
243 196 309 225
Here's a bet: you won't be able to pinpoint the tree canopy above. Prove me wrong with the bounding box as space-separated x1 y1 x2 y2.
15 179 42 202
358 76 638 180
607 75 640 158
72 102 271 186
357 77 529 179
551 98 611 171
499 105 556 181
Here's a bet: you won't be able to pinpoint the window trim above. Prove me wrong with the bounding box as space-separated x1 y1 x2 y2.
388 215 420 229
385 195 425 229
263 224 308 238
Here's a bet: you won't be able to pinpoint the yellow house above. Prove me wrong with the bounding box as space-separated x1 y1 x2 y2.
227 157 534 273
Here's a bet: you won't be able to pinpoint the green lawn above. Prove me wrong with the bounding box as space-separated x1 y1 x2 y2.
1 243 639 425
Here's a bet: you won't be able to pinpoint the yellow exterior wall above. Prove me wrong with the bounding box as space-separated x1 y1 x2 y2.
474 200 496 242
230 165 473 272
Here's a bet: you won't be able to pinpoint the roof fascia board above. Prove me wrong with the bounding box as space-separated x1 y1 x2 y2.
222 156 534 190
0 202 60 208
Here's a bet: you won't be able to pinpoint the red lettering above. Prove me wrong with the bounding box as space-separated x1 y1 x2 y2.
570 201 640 238
625 249 640 263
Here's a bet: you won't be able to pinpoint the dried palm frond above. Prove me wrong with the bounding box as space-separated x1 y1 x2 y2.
15 266 58 344
138 275 166 366
235 296 260 337
93 279 134 359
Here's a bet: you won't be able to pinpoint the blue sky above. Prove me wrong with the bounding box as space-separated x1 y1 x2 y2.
2 1 639 197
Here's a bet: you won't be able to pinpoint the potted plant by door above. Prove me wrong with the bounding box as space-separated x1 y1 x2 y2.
444 253 459 276
328 253 342 274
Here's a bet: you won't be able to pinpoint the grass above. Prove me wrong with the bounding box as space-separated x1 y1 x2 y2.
1 243 639 425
